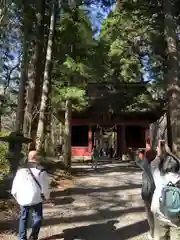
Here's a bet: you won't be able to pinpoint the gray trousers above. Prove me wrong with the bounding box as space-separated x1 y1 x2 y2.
144 200 154 237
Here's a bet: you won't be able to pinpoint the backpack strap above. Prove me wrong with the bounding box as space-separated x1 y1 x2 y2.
28 167 42 190
167 181 174 187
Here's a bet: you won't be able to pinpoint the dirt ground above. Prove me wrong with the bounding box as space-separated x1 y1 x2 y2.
0 161 149 240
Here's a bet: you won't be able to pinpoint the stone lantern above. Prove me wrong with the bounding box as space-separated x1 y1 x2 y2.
0 131 31 176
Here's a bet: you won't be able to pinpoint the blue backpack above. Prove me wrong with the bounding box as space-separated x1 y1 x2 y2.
159 181 180 218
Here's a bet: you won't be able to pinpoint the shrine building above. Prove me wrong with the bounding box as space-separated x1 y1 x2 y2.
62 81 165 160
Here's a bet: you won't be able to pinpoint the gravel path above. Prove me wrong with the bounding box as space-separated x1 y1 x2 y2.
0 161 149 240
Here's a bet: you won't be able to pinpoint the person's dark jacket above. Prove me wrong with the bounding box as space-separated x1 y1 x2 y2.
135 151 156 203
141 171 154 202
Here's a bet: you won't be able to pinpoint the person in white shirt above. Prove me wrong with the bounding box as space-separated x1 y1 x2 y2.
151 150 180 240
11 150 50 240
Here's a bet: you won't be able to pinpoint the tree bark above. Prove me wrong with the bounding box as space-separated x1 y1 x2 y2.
0 0 7 27
24 0 46 149
163 0 180 156
63 99 72 167
59 121 63 145
36 2 56 151
0 114 2 132
15 3 29 132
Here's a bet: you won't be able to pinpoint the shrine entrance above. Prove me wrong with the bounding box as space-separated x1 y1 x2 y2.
62 82 164 161
92 125 118 159
71 121 148 161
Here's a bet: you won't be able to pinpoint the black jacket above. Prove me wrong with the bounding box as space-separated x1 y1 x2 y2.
135 155 156 203
141 171 154 202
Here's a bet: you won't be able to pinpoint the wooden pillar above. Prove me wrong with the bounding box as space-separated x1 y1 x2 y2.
100 127 103 149
94 126 97 145
145 127 150 150
88 125 92 153
92 127 95 146
116 125 120 157
121 124 126 154
59 121 63 145
117 125 126 159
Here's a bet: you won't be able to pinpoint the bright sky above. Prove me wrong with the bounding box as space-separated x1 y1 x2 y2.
88 4 113 36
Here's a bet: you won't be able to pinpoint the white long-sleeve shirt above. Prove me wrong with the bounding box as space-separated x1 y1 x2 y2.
11 164 50 206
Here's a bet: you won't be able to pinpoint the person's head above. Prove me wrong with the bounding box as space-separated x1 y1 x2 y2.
93 145 96 149
28 150 37 162
159 154 180 175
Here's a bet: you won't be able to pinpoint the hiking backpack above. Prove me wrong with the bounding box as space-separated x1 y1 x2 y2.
159 181 180 219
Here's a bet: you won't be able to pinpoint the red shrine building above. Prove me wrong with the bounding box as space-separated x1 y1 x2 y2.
69 82 164 160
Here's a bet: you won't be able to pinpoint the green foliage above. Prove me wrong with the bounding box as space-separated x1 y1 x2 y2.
96 0 165 88
52 0 166 113
98 3 152 83
53 86 88 111
89 0 167 110
125 93 153 111
53 6 96 113
4 0 178 130
98 7 139 82
0 132 9 179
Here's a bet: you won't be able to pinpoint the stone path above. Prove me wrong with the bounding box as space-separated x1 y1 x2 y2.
0 161 149 240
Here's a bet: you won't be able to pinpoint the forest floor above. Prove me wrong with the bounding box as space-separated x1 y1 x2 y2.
0 160 149 240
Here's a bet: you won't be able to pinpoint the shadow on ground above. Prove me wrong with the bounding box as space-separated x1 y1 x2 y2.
0 200 144 233
41 219 148 240
71 162 141 177
52 197 75 206
0 161 143 236
41 205 144 227
51 183 142 198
